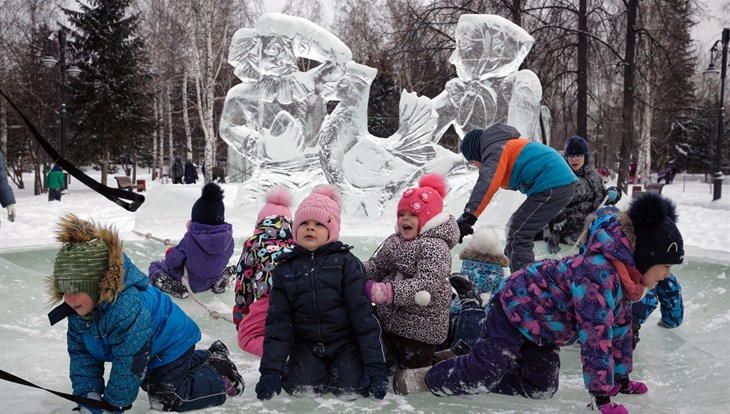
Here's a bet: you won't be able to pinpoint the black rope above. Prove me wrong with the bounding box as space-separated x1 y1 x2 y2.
0 369 130 412
0 89 145 212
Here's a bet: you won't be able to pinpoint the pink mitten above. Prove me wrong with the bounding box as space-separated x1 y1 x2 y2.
612 378 648 395
597 403 629 414
365 281 393 304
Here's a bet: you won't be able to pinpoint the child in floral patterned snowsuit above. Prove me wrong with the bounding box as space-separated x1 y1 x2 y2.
233 186 294 356
394 192 685 414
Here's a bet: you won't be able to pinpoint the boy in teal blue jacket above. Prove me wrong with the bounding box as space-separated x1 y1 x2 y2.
47 214 243 412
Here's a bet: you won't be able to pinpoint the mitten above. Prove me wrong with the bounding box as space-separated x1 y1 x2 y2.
612 377 648 395
358 363 388 399
6 204 16 222
255 371 282 400
456 212 477 243
589 395 628 414
365 280 393 305
546 234 561 254
606 186 621 205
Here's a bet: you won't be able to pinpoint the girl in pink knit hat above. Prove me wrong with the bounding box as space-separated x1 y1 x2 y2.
255 185 388 401
363 173 460 371
232 186 295 356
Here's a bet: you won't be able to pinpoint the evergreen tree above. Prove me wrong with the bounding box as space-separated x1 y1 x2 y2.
63 0 152 181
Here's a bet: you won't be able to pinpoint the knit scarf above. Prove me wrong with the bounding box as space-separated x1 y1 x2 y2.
611 259 647 302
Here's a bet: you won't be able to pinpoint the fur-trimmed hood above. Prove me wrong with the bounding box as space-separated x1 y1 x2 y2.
459 226 509 268
46 214 125 306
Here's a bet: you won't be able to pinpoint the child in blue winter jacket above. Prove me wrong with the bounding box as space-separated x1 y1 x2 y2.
47 214 243 413
434 226 509 362
255 185 388 401
148 182 235 298
393 192 685 414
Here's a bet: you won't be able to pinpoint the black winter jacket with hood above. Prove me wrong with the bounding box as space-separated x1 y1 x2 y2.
260 241 385 374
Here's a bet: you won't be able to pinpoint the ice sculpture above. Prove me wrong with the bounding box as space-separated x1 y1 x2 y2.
317 61 437 217
219 13 546 223
431 14 542 142
219 13 352 196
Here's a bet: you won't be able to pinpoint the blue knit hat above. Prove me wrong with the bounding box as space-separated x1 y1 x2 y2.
564 135 590 164
460 129 483 161
191 183 225 225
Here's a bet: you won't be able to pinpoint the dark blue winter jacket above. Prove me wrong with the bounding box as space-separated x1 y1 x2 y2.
260 242 385 374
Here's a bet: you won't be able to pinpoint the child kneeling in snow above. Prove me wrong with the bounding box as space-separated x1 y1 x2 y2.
47 214 243 413
393 192 684 414
363 173 460 370
255 186 387 401
232 186 295 356
434 226 509 363
148 182 235 298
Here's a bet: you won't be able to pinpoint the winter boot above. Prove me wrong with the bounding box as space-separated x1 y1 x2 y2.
449 273 482 308
393 367 431 396
208 339 229 358
152 273 189 299
431 339 472 364
211 266 236 294
208 353 244 397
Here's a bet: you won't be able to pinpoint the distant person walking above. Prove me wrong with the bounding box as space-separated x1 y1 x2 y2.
0 152 17 222
46 164 65 202
184 160 198 184
172 156 185 184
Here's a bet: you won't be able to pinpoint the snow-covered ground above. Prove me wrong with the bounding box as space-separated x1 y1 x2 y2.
1 171 728 413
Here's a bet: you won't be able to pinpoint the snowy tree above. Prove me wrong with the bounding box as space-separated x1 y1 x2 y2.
64 0 153 185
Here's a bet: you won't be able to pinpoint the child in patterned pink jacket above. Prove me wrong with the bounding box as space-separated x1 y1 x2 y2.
232 186 294 356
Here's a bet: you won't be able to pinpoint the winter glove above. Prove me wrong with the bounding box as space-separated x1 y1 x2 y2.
589 395 628 414
611 377 648 395
546 234 561 254
456 212 477 243
255 371 282 400
364 280 393 305
605 186 621 205
6 204 15 222
358 363 388 399
73 392 123 414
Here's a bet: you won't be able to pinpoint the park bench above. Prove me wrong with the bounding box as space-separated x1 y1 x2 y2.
114 176 145 192
631 182 664 198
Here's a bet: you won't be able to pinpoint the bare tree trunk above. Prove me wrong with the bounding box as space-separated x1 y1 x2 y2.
637 76 654 184
166 84 174 166
576 0 588 138
158 91 165 179
0 102 6 156
182 69 193 161
617 0 639 193
152 94 158 180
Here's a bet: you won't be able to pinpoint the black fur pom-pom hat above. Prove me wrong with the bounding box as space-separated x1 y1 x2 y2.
627 192 684 273
191 183 225 225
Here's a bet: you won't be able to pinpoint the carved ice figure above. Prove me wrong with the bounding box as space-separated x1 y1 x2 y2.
432 14 542 141
219 13 352 194
317 62 437 217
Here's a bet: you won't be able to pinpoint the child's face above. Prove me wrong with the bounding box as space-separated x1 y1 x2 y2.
641 264 672 289
296 220 329 251
397 211 420 241
566 154 585 171
63 292 95 316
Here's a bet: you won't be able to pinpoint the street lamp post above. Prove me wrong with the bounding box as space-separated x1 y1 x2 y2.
41 30 81 161
703 28 729 201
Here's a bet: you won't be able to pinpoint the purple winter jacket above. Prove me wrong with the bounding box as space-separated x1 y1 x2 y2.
148 221 234 292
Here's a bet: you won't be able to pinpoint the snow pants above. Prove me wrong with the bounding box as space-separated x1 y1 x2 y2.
505 183 576 273
143 347 226 412
237 295 268 356
426 296 560 399
283 339 368 398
